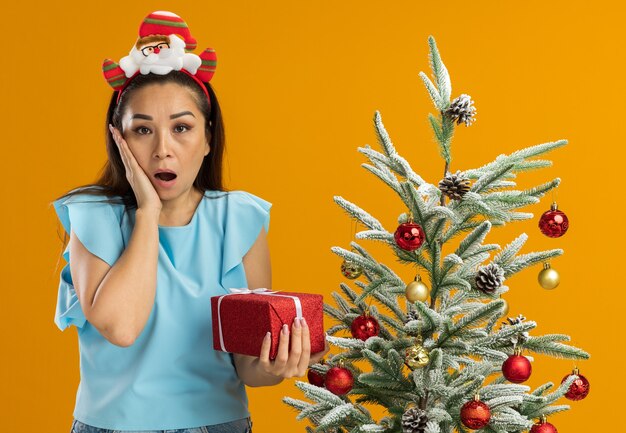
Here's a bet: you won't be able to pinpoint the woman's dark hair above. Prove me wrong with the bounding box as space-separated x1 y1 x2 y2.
52 71 229 267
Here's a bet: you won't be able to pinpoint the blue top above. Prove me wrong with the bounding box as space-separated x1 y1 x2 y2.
52 187 272 430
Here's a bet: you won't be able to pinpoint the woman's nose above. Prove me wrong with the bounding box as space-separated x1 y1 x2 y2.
153 134 171 158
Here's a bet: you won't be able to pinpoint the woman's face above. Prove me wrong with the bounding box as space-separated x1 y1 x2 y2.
120 81 210 198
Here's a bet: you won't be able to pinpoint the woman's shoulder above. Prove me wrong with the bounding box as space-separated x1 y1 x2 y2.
52 186 126 213
202 189 271 212
213 189 271 207
52 186 127 268
56 186 125 204
52 186 128 234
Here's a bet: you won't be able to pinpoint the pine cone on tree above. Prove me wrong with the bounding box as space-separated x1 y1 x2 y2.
445 94 477 126
505 314 526 326
475 263 505 294
499 314 530 346
402 406 429 433
406 309 421 323
438 170 471 200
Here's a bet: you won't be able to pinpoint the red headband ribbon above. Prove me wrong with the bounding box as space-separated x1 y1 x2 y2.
114 68 211 105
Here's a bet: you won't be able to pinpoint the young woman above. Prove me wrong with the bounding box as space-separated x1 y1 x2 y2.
52 11 328 433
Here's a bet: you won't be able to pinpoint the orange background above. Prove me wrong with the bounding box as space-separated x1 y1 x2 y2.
1 1 622 431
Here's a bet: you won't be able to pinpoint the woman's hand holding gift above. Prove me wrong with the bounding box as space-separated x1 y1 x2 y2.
258 317 330 379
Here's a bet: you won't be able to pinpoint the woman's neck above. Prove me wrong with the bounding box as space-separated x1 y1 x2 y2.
158 187 204 227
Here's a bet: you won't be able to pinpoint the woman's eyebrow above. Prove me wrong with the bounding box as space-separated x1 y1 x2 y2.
171 111 196 119
131 114 153 120
131 111 196 120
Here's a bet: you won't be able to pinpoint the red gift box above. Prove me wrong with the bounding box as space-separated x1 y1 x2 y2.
211 289 325 360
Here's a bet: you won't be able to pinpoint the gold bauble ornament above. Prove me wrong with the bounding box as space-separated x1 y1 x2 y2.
405 275 429 302
340 260 362 279
538 262 560 290
405 337 430 368
406 345 430 368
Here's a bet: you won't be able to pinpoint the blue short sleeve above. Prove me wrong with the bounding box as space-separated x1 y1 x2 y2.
52 191 126 331
55 264 87 331
220 191 272 291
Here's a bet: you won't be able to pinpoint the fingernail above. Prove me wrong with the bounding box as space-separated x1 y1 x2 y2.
282 324 289 335
301 317 307 327
294 318 301 328
265 331 270 339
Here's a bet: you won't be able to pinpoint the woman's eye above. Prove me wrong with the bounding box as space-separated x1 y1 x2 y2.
135 127 151 135
174 124 190 133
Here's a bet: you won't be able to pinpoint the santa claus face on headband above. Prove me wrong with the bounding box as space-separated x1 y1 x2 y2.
138 37 171 56
101 11 217 91
119 33 201 77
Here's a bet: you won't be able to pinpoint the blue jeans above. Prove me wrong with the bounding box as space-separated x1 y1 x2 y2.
70 417 253 433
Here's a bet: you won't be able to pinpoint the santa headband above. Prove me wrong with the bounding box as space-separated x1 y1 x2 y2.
102 10 217 105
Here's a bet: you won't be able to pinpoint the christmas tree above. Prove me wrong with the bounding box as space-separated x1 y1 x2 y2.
282 36 590 433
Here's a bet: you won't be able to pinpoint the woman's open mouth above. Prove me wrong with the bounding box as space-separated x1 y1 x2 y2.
154 171 177 188
155 172 177 181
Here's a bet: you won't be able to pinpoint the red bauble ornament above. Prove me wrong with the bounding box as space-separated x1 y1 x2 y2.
307 368 325 387
530 417 558 433
561 367 590 401
325 366 354 395
502 350 532 383
394 221 426 251
538 202 569 238
460 397 491 429
351 314 380 341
